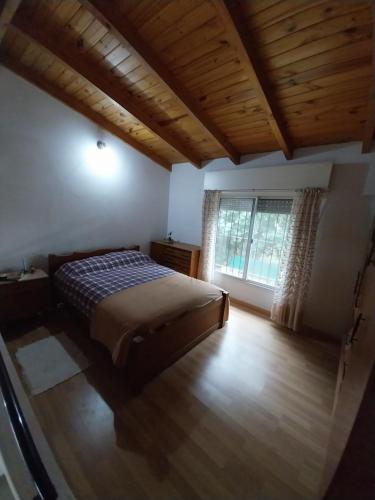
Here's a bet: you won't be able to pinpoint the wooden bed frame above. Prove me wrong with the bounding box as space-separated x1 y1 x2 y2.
48 246 229 393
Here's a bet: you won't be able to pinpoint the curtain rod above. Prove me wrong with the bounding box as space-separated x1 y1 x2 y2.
219 188 298 192
217 188 327 193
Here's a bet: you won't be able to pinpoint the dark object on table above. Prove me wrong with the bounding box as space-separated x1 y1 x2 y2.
0 271 22 282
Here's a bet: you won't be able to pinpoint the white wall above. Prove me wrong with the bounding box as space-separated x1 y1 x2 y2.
168 144 375 339
204 162 333 190
168 165 204 245
0 67 170 271
304 164 372 335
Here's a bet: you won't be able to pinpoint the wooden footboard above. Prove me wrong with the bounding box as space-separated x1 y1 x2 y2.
125 291 229 393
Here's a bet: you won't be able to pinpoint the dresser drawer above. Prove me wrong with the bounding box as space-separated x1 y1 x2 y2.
0 279 47 295
157 252 190 268
0 293 48 321
161 260 190 275
159 246 190 261
154 255 190 275
150 241 200 278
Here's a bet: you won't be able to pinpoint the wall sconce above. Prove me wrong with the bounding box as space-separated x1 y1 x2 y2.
85 139 118 177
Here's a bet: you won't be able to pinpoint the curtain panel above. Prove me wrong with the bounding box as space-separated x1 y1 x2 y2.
271 188 322 331
198 190 221 282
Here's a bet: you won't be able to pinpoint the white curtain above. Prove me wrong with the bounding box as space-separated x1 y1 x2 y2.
198 190 221 282
271 188 322 331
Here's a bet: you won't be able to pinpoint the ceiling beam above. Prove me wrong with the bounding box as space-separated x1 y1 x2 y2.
362 2 375 153
0 54 171 170
80 0 241 165
12 14 202 168
215 0 293 160
0 0 21 43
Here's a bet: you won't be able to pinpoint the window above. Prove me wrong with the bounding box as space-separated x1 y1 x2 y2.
215 196 293 287
215 198 254 278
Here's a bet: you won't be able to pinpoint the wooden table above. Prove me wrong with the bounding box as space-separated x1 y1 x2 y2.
0 269 50 324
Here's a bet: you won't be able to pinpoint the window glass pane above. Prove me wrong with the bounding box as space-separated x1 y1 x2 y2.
215 198 253 278
257 198 293 214
247 199 292 286
220 198 254 212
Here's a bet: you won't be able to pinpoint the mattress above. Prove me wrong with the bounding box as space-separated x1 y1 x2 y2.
54 250 174 317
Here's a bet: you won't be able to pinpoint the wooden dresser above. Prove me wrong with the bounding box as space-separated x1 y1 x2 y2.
150 241 200 278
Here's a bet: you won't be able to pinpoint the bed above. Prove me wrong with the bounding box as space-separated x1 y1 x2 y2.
48 246 229 392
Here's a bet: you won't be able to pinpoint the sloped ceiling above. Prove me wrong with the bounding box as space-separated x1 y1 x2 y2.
0 0 373 169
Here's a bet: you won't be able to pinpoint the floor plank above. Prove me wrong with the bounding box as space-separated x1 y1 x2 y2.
5 305 339 499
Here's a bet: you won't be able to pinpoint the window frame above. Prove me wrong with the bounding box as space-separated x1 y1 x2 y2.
215 191 295 289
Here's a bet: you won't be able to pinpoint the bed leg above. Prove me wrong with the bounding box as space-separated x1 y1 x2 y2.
220 291 229 328
126 364 145 396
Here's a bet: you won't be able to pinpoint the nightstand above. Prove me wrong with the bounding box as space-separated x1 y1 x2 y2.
0 269 50 323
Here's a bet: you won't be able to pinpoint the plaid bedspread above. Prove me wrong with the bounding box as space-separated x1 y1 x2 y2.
55 250 175 317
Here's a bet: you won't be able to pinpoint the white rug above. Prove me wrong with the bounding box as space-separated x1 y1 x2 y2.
16 333 91 395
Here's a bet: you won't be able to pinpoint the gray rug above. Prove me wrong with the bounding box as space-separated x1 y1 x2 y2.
16 333 91 395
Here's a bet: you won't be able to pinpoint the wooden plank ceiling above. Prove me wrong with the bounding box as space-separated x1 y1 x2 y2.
0 0 373 170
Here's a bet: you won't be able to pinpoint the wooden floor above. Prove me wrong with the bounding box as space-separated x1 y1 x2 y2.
5 306 339 500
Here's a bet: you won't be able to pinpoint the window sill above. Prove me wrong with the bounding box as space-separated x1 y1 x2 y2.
215 270 275 292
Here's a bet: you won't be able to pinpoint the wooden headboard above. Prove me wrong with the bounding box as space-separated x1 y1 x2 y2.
48 245 140 277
